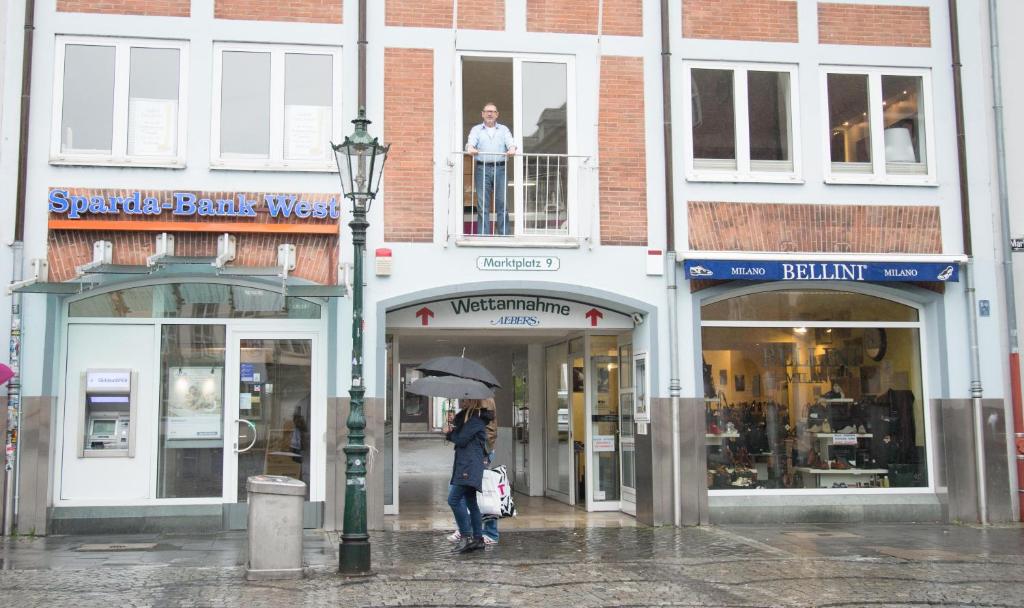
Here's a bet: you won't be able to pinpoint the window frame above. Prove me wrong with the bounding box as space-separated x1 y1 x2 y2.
50 35 189 168
682 60 802 184
698 283 933 497
210 42 343 172
453 50 580 243
820 66 937 186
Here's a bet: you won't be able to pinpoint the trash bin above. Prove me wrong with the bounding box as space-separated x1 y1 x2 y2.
245 475 306 581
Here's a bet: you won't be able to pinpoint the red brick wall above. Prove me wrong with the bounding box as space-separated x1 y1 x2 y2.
48 231 338 284
683 0 797 43
688 202 942 253
57 0 189 17
215 0 342 23
527 0 642 36
818 3 931 47
600 56 647 247
386 0 504 30
384 48 434 243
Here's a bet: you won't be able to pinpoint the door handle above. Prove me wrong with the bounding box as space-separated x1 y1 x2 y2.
236 419 257 453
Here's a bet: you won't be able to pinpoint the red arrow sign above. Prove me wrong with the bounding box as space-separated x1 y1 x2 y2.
415 307 435 326
585 308 603 327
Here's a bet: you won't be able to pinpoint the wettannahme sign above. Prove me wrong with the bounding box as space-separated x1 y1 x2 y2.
387 295 635 330
48 188 341 220
683 259 959 283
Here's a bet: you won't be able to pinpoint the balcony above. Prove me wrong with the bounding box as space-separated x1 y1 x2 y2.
451 152 590 245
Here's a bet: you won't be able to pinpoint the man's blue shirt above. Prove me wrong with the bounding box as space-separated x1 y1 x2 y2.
466 123 515 163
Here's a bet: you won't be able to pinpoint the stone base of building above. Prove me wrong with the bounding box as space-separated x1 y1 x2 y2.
708 493 945 524
48 502 324 535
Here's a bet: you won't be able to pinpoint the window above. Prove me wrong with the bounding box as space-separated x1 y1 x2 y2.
457 54 578 240
701 289 928 493
824 68 934 184
685 62 800 181
51 37 187 166
212 44 341 170
68 283 321 319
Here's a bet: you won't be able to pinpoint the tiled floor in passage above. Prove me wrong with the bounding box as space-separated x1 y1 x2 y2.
387 435 637 531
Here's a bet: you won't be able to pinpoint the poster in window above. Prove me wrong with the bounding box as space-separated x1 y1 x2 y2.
284 104 330 160
128 98 177 156
166 367 223 439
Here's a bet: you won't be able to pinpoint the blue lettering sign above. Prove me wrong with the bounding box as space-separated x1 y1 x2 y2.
684 259 959 283
49 188 340 222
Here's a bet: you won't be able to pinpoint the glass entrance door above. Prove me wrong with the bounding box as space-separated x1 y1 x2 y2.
618 344 636 515
544 342 572 504
225 334 315 502
589 336 619 506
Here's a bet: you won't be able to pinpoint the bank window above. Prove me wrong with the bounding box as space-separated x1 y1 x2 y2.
212 43 341 171
51 36 187 166
457 54 577 240
685 62 800 182
701 289 927 492
824 67 934 184
68 283 320 319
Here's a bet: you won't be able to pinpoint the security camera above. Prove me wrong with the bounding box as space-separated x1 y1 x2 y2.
631 312 644 325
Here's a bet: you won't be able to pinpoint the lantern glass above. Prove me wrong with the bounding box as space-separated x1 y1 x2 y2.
331 109 390 209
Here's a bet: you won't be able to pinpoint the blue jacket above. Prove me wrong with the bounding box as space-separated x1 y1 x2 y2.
447 409 493 492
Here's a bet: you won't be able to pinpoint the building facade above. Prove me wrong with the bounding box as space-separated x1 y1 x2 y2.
0 0 1016 534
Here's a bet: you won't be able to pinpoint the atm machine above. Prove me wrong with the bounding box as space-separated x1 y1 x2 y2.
78 369 138 457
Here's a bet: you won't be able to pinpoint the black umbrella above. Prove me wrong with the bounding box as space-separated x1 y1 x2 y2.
415 355 501 389
406 375 495 399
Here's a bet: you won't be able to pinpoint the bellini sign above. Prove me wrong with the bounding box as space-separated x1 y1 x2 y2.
683 260 959 283
48 189 341 220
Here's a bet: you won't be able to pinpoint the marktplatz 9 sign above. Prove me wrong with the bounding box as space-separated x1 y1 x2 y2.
387 295 635 330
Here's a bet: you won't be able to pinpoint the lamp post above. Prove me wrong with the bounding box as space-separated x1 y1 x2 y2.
331 107 389 576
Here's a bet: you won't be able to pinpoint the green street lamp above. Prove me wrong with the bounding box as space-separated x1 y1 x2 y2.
331 107 389 576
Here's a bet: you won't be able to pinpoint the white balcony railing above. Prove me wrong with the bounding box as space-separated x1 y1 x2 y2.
453 152 589 239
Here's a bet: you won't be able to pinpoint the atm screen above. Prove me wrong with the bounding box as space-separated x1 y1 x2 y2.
89 395 130 404
91 420 116 436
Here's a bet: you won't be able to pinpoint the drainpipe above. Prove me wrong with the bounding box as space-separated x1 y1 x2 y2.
3 0 35 537
659 0 683 526
358 0 366 108
987 0 1023 521
948 0 987 524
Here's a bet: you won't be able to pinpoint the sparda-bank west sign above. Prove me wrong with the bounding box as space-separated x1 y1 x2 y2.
48 188 341 220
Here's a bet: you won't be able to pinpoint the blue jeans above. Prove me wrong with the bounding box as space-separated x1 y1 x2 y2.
447 484 482 538
474 161 508 236
449 451 500 541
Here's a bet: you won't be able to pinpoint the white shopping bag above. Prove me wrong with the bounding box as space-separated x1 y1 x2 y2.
477 468 502 516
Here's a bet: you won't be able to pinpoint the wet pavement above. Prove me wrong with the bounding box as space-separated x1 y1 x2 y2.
2 523 1024 607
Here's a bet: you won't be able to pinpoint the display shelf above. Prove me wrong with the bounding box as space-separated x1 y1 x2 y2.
816 397 854 403
808 432 873 438
796 466 888 488
705 432 739 444
795 467 887 475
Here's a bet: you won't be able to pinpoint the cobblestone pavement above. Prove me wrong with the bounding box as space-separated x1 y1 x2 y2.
2 524 1024 607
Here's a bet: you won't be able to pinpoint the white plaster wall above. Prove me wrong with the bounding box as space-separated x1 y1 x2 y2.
0 0 21 388
669 0 1005 403
15 0 357 396
12 0 1005 448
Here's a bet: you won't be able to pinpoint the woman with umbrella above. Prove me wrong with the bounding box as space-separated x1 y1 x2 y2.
444 398 492 554
406 355 503 554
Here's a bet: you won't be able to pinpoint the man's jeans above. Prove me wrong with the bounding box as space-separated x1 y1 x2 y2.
474 160 508 236
447 483 483 538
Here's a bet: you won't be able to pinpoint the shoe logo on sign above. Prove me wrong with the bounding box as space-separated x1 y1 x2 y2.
937 265 954 281
689 265 713 277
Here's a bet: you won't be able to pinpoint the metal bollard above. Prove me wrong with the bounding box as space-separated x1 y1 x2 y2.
245 475 306 580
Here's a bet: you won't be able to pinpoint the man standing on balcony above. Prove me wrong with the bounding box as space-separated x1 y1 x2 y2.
466 103 517 236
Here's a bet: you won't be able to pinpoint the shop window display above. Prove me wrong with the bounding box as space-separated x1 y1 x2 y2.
702 290 926 491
